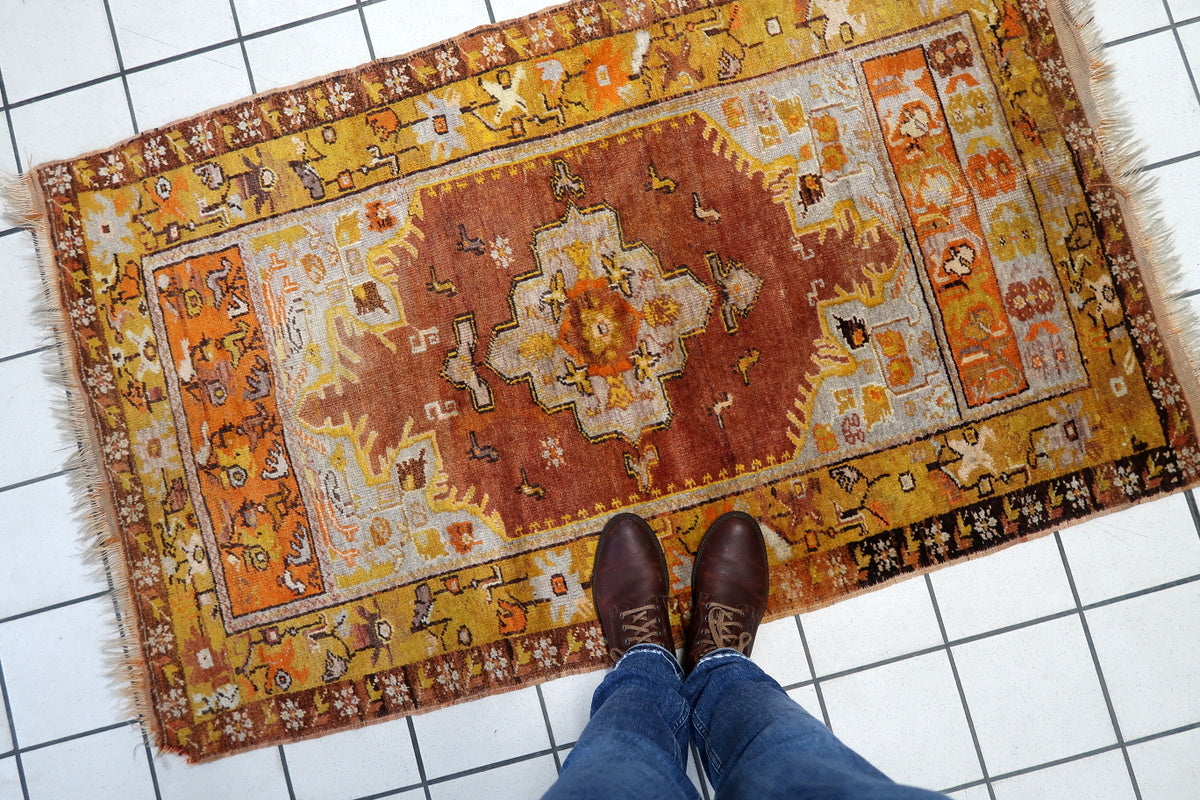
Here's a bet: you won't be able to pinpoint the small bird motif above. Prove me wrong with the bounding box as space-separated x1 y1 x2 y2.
644 164 677 194
467 431 501 463
550 158 586 200
425 265 458 297
455 223 487 256
736 348 761 386
710 392 734 430
601 254 634 297
693 192 721 224
517 469 547 500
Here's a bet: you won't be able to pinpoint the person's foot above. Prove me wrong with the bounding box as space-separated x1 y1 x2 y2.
685 511 769 671
592 513 675 663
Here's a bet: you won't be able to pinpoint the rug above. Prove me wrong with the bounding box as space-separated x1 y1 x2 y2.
8 0 1200 761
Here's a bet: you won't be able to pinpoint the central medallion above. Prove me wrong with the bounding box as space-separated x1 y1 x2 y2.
488 203 712 444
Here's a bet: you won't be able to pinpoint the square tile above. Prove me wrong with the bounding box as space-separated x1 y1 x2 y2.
539 668 604 746
362 0 490 60
429 754 558 800
992 750 1135 800
1106 33 1200 165
952 616 1116 776
1086 581 1200 740
155 746 289 800
0 355 70 489
126 46 253 133
800 576 943 677
1128 727 1200 799
1170 0 1200 21
1143 159 1200 291
1057 492 1200 604
0 596 127 746
8 80 136 168
929 535 1076 641
411 686 551 779
21 724 154 799
1091 0 1170 42
947 786 992 800
0 756 20 796
0 0 119 104
821 651 982 791
233 0 352 34
284 716 421 800
0 233 45 360
0 474 108 620
108 0 238 68
750 616 813 687
243 12 371 93
490 0 557 23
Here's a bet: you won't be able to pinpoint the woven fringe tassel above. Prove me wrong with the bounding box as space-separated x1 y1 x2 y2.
1 168 162 751
1057 0 1200 416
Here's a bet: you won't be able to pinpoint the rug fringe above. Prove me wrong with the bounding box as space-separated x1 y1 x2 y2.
1 169 162 750
1054 0 1200 426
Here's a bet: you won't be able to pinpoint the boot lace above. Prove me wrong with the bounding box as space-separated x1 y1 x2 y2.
610 603 665 660
701 602 753 653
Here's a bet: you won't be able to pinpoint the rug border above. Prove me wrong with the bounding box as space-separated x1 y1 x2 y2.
4 0 1200 763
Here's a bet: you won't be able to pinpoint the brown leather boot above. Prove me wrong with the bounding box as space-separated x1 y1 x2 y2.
685 511 769 672
592 513 675 664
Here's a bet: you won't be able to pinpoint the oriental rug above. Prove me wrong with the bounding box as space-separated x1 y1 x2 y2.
10 0 1200 761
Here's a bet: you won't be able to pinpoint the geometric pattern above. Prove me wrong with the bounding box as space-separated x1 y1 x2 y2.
14 0 1200 761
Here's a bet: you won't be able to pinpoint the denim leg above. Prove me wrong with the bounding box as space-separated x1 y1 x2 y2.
542 644 700 800
683 650 950 800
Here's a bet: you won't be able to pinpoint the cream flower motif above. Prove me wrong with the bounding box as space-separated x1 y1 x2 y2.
327 81 354 113
490 236 514 269
384 64 411 96
530 637 559 668
147 622 175 656
44 164 73 195
143 136 169 170
379 672 412 706
278 698 306 731
222 709 254 743
480 34 505 65
98 153 127 185
575 5 600 36
435 48 461 81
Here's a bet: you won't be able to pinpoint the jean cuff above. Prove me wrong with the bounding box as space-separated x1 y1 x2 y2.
694 647 752 669
618 643 685 680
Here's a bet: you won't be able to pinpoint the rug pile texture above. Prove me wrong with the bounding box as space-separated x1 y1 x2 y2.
11 0 1200 760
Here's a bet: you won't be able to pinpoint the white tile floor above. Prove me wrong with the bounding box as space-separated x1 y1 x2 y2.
0 1 1198 798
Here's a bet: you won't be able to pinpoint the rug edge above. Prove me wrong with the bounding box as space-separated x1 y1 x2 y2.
1052 0 1200 432
0 171 164 751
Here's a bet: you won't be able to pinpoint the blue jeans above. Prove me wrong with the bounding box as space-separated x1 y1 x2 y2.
542 644 950 800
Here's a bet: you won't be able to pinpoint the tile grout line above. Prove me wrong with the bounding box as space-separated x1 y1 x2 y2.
534 684 562 773
1053 532 1142 800
0 590 113 627
100 0 140 134
1162 0 1200 110
1185 489 1200 541
0 468 75 496
405 716 433 800
0 656 30 799
228 0 258 95
278 744 298 800
0 64 22 173
0 346 51 366
923 575 996 799
484 0 497 24
0 227 27 238
1102 13 1200 48
17 719 137 755
356 0 378 62
137 724 163 800
791 614 831 729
